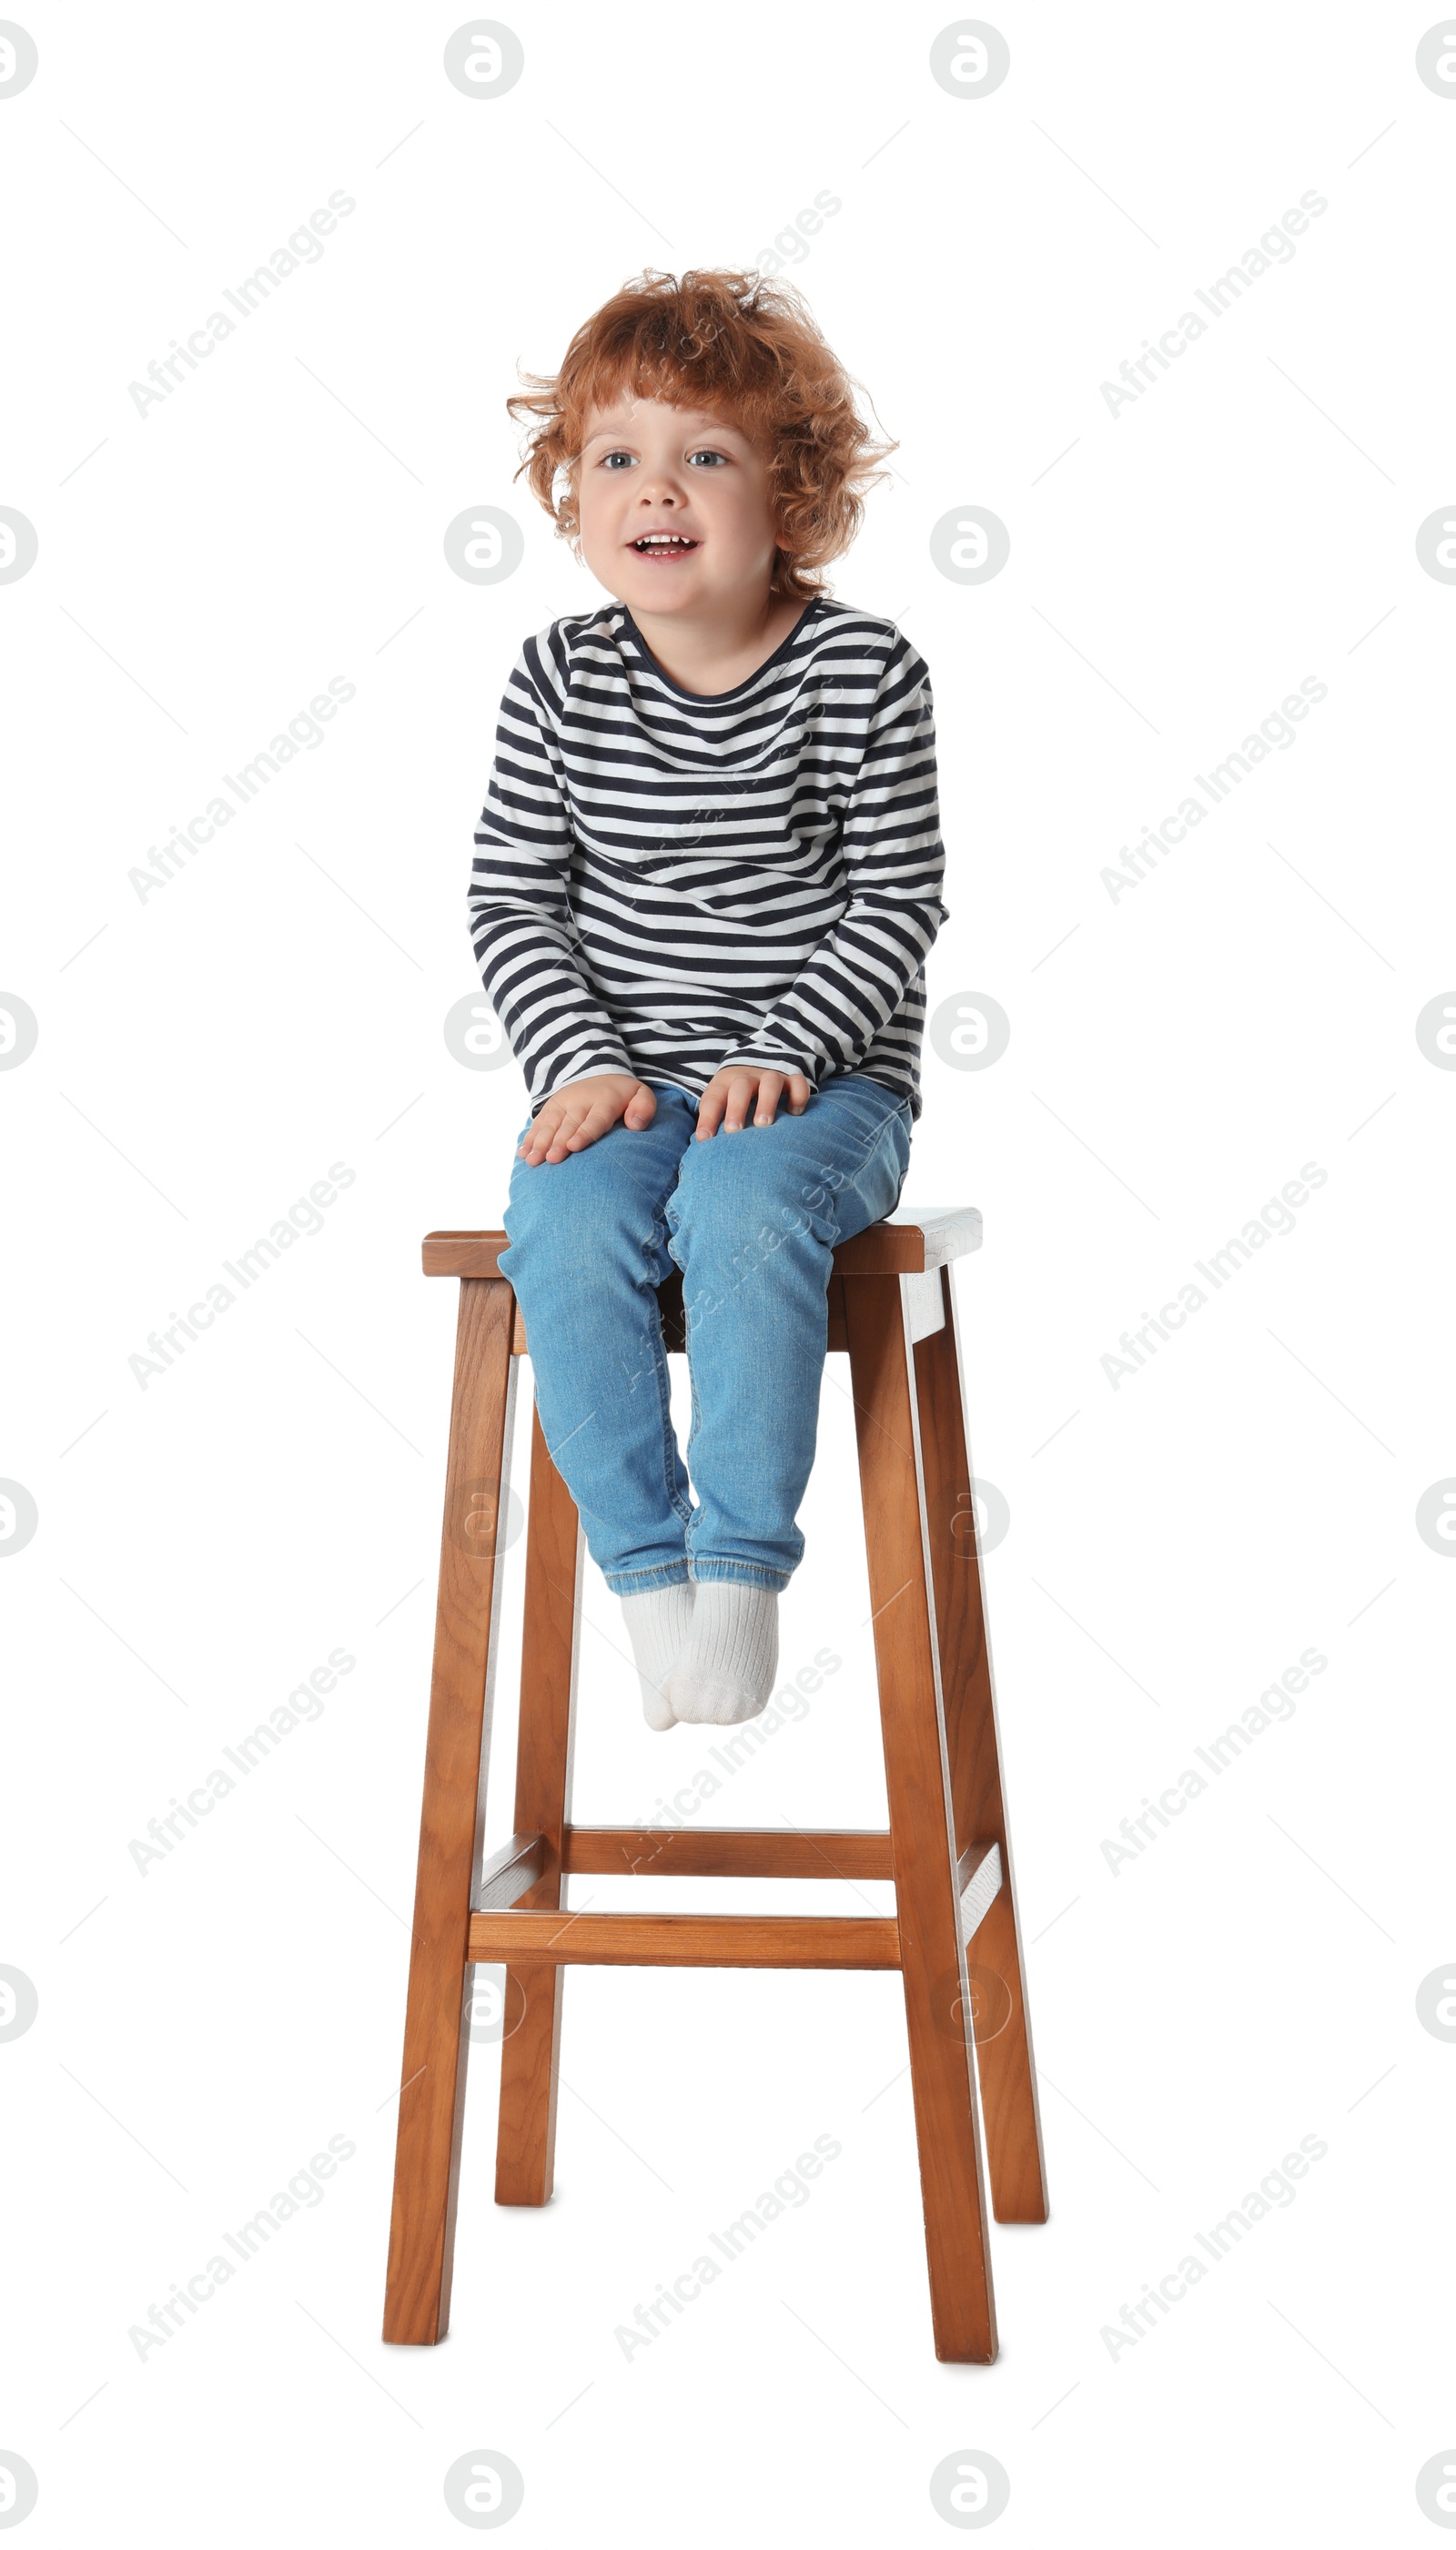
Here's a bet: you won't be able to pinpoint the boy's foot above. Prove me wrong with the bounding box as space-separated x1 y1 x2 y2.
620 1583 694 1730
665 1583 779 1726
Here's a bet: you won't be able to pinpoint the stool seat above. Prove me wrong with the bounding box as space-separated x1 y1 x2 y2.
383 1205 1046 2364
419 1204 982 1280
421 1211 983 1361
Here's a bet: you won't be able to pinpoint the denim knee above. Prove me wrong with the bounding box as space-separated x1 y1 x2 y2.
665 1169 839 1351
500 1122 679 1299
665 1088 902 1254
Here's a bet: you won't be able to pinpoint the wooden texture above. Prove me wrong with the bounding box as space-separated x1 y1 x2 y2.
474 1832 545 1910
494 1407 582 2206
844 1270 998 2363
915 1270 1048 2225
470 1910 901 1968
956 1837 998 1897
563 1826 895 1881
383 1277 517 2346
386 1209 1044 2363
421 1208 982 1286
957 1840 1004 1944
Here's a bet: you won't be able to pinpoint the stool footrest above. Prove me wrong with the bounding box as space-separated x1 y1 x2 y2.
473 1832 547 1911
957 1840 1003 1943
562 1825 894 1881
465 1836 1003 1950
468 1909 901 1969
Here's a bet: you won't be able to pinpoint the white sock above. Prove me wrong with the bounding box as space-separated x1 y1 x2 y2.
620 1584 695 1731
665 1582 779 1726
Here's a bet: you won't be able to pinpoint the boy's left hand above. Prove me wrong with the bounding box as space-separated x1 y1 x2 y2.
695 1065 813 1138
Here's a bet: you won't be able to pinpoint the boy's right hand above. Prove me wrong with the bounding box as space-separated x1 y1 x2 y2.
516 1072 657 1166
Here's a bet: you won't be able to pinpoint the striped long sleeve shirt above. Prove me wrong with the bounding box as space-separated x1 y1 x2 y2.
467 594 948 1116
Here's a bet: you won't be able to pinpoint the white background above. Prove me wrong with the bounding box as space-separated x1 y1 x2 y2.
3 2 1453 2541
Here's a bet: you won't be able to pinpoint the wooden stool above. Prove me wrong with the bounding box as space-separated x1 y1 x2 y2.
382 1210 1047 2363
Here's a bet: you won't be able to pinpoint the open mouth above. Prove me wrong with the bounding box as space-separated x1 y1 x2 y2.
630 533 700 558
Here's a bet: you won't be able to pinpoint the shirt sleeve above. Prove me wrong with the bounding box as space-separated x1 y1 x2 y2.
712 641 949 1086
466 632 635 1108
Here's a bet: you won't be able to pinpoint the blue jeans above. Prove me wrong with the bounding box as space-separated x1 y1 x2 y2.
497 1072 913 1594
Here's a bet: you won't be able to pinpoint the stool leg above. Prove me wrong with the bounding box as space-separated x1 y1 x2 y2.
915 1270 1048 2223
383 1277 517 2344
495 1404 581 2203
844 1274 997 2364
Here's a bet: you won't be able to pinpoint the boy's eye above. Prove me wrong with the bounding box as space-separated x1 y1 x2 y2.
597 447 730 470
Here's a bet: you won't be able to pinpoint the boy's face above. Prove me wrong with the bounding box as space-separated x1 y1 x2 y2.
575 393 782 616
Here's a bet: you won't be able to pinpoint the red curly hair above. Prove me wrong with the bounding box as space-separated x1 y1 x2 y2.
506 268 895 601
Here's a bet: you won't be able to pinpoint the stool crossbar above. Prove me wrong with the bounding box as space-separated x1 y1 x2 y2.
383 1210 1047 2363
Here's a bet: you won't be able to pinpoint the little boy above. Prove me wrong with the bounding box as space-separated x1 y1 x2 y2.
468 268 946 1731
